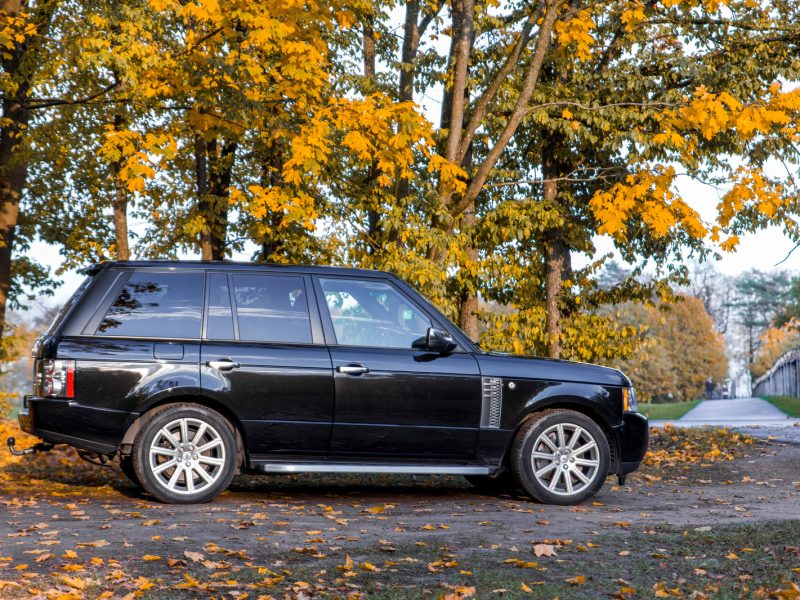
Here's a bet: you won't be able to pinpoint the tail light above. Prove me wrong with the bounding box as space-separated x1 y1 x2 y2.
43 359 75 398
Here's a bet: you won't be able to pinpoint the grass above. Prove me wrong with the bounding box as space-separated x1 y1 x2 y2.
639 398 702 420
762 395 800 417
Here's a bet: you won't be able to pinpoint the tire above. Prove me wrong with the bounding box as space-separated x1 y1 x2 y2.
511 409 610 505
465 471 519 495
119 456 140 487
132 403 237 504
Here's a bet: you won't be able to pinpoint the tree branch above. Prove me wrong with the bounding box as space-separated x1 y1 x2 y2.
456 15 536 164
20 80 121 110
444 0 475 163
453 0 566 216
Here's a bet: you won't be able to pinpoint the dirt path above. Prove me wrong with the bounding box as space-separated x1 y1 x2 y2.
0 431 799 598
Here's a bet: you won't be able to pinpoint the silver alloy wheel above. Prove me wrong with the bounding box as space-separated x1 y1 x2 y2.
530 423 600 496
148 417 226 496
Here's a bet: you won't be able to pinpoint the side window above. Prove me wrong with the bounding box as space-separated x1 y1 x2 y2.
206 273 234 340
319 278 431 348
97 271 204 338
232 274 312 344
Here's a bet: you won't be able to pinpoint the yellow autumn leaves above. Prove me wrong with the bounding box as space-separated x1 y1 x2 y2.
589 82 800 249
549 2 800 253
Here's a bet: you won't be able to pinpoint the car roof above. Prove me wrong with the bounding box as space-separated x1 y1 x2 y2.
84 260 397 279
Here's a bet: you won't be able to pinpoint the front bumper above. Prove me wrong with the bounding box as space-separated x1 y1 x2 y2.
615 411 649 475
20 395 130 454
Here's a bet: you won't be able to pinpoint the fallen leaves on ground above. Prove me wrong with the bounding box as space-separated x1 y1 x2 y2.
645 424 755 469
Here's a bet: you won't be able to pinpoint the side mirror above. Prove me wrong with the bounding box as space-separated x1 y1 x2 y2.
412 327 457 353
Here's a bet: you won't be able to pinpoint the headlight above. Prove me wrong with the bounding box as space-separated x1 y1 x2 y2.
622 387 638 413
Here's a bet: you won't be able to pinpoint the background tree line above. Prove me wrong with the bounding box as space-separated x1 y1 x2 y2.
1 0 800 403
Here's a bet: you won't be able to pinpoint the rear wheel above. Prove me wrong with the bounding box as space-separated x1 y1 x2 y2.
132 404 237 504
511 409 609 505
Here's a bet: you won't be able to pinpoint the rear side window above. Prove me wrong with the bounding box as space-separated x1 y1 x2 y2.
96 271 204 338
232 274 311 344
41 274 94 339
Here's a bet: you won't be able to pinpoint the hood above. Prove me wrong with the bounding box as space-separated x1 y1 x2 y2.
477 351 631 387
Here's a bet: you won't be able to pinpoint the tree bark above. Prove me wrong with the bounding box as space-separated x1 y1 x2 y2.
0 0 53 347
111 114 130 260
363 15 381 251
544 231 571 359
451 0 565 218
258 138 285 261
194 132 236 260
542 143 572 359
112 184 129 260
443 0 474 163
399 1 420 102
395 1 441 206
457 207 480 340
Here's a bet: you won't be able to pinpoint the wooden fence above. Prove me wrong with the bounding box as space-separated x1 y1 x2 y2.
752 349 800 397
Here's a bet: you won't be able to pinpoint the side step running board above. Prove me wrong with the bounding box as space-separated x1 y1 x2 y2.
251 463 491 475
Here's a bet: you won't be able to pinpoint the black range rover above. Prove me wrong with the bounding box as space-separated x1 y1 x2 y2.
17 261 647 505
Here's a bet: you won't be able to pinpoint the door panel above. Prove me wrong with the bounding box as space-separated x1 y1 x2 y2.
314 276 482 459
200 272 334 456
328 347 481 458
201 342 333 455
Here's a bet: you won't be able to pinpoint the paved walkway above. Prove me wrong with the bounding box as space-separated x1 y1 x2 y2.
650 397 797 428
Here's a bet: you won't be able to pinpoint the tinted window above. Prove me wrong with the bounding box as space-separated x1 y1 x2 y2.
43 274 93 339
97 271 204 338
232 274 311 343
206 273 234 340
320 278 431 348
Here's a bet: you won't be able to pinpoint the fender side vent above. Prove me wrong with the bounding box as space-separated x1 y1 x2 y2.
480 377 502 428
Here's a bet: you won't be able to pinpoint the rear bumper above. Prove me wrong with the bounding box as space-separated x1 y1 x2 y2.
614 412 649 475
20 395 132 454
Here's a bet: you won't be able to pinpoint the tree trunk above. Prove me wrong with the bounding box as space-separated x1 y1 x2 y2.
111 114 130 260
0 96 26 344
363 15 382 252
194 133 236 260
112 185 129 260
193 132 212 259
0 0 47 347
544 231 571 359
457 208 479 340
542 144 572 359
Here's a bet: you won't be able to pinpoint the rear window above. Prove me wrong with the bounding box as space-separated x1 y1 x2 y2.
232 274 311 344
96 271 204 339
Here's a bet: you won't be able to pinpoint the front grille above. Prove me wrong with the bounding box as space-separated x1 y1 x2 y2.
481 377 502 428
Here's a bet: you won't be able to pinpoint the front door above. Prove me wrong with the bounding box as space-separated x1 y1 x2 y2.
200 272 333 457
315 276 481 460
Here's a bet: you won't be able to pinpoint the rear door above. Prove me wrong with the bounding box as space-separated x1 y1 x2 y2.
200 271 334 457
314 275 482 459
60 269 205 447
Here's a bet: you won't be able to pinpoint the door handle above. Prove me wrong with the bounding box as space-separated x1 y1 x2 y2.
206 359 240 371
337 364 369 376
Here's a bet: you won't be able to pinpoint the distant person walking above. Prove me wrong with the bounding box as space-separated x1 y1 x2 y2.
705 378 715 400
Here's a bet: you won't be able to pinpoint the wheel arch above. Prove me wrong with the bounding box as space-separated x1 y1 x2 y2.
119 394 247 468
509 397 620 474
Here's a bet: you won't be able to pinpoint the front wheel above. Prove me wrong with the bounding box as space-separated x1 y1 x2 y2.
511 409 610 505
119 456 140 487
132 404 237 504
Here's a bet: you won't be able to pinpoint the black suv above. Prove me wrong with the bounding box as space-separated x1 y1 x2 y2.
18 261 647 505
